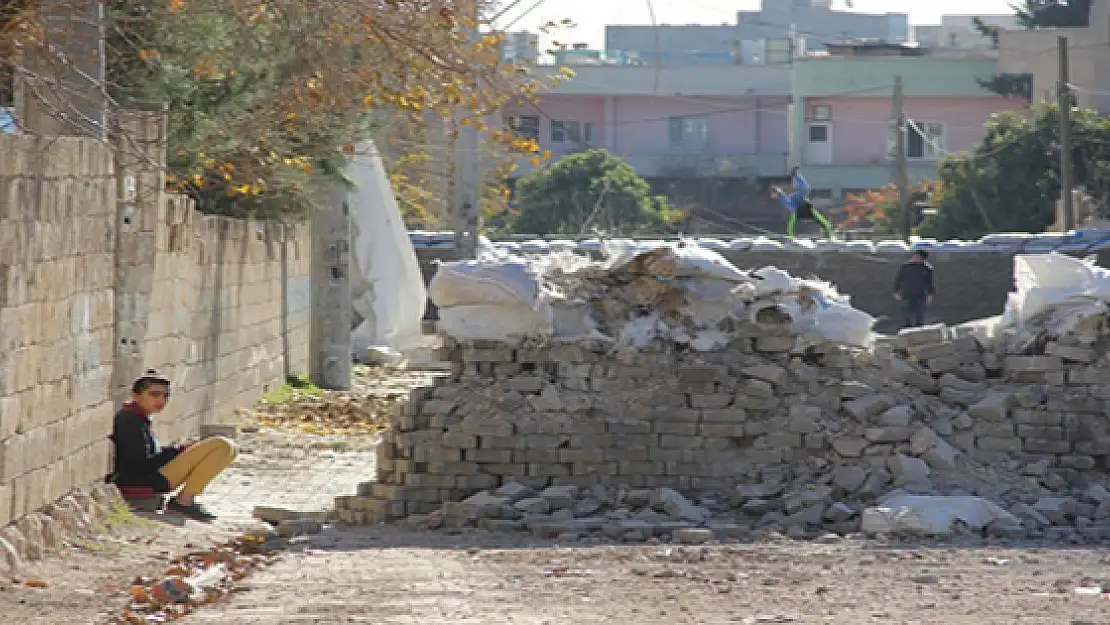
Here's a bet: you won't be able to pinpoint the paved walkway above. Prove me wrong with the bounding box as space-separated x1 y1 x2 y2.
203 429 378 524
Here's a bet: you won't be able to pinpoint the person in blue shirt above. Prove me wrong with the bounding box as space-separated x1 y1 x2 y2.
772 167 835 239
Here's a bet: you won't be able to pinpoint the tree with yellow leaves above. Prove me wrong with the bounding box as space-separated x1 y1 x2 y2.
4 0 566 218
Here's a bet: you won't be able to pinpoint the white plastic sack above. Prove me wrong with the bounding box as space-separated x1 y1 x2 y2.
1004 254 1110 326
603 240 750 282
811 301 875 348
428 259 542 309
751 267 797 296
862 494 1020 537
346 141 428 355
437 304 552 340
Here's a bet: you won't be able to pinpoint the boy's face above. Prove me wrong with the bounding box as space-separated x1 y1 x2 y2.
133 383 170 414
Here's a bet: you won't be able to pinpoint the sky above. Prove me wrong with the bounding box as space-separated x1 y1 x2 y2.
495 0 1017 48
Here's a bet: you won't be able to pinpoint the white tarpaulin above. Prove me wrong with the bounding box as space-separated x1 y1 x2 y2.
347 141 428 356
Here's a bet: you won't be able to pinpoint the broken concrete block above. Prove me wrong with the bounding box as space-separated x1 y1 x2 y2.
843 394 895 421
513 497 551 515
1005 356 1064 373
887 454 931 484
832 466 869 492
495 481 533 502
897 323 948 346
967 391 1015 422
1032 498 1071 525
652 488 709 524
923 438 958 471
878 405 913 427
743 364 787 387
539 485 579 510
831 437 870 458
864 427 915 443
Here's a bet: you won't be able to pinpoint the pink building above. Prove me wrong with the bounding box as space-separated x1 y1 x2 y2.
790 54 1027 199
498 65 794 181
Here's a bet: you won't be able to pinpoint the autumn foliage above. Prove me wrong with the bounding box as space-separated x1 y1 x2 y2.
841 181 940 234
3 0 567 220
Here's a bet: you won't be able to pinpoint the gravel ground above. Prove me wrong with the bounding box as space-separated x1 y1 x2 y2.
187 527 1110 625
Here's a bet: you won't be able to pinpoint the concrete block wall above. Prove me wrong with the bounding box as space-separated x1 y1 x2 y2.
0 136 119 526
141 196 312 443
336 331 1110 526
0 128 312 527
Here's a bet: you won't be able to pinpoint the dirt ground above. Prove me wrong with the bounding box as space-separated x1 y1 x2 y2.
181 527 1110 625
6 512 1110 625
0 504 246 625
4 363 1110 624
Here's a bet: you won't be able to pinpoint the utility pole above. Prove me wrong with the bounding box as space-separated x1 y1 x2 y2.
893 75 910 241
452 13 483 260
1058 35 1075 232
308 181 353 391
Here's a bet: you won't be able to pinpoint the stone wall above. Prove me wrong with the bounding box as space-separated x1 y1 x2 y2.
0 136 118 527
336 328 1110 540
0 120 311 528
414 247 1017 332
139 196 311 443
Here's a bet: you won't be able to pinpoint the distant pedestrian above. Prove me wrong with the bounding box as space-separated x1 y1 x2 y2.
893 249 935 328
771 166 835 240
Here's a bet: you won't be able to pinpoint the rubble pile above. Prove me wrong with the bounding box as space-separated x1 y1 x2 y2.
330 249 1110 543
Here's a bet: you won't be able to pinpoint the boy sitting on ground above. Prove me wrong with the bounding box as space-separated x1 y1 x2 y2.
108 370 238 521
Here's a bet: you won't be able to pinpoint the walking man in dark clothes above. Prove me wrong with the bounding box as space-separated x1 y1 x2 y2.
893 249 935 328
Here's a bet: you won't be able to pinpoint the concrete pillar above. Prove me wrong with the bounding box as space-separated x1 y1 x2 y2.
424 112 450 225
309 182 352 390
15 0 107 137
109 103 168 407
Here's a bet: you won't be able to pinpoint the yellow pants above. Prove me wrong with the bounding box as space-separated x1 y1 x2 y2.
159 436 237 497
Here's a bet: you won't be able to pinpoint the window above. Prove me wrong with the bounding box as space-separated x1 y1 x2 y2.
887 119 946 161
810 104 831 121
906 120 945 160
807 124 829 143
551 120 594 144
506 115 540 140
668 115 709 150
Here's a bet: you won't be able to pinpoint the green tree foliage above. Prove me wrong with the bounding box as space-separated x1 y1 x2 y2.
509 149 682 236
926 104 1110 240
1013 0 1091 28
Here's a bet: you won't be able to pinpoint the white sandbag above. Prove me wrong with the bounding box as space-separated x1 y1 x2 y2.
428 259 542 309
437 304 552 341
811 301 875 348
751 267 797 296
603 240 750 282
1003 254 1110 326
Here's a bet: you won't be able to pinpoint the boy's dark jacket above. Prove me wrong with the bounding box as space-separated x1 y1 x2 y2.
107 402 180 493
894 261 935 300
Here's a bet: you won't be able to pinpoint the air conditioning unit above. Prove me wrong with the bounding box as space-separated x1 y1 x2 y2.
810 104 831 121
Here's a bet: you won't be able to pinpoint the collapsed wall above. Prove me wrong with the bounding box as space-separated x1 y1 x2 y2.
334 246 1110 541
336 326 1110 541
